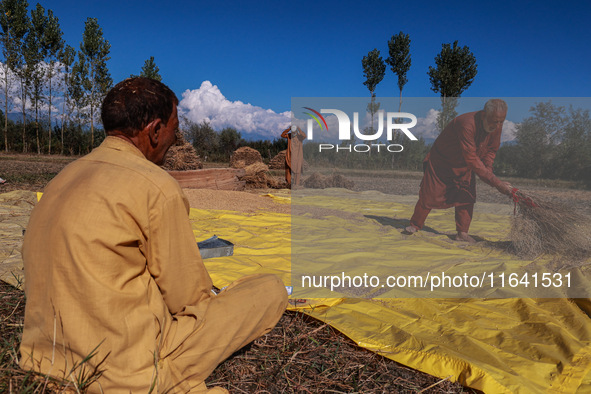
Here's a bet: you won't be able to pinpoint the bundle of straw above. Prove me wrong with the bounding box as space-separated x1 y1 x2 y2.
302 172 355 190
510 189 591 259
241 162 286 189
161 130 203 171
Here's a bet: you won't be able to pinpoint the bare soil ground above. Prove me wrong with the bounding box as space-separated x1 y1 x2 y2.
0 154 74 193
10 153 591 392
343 170 591 216
3 154 589 214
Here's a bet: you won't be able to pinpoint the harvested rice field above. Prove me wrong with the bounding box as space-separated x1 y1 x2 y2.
2 152 591 392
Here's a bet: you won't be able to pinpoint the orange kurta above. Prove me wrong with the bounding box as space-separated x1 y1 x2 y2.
20 137 286 392
281 127 306 186
410 110 502 232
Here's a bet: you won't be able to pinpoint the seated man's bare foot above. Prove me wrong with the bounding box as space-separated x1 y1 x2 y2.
404 225 418 234
455 231 476 243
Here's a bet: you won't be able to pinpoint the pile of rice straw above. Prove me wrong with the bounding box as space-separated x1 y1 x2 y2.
161 131 203 170
241 162 286 189
269 150 287 169
230 147 263 168
303 172 355 190
510 190 591 259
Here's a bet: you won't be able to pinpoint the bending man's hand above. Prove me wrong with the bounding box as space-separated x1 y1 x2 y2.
496 181 513 196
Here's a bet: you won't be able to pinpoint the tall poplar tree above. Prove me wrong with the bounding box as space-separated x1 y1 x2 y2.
13 6 31 152
44 8 63 154
80 17 112 147
27 3 47 154
386 32 411 112
428 41 477 131
58 44 74 154
362 48 385 135
0 0 29 151
70 52 88 134
139 56 161 81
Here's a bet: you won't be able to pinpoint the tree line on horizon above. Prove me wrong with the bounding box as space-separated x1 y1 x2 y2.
496 101 591 187
0 0 289 162
0 0 166 155
184 119 288 163
351 32 591 187
2 5 589 188
0 0 114 154
343 32 478 174
362 32 477 133
301 101 591 188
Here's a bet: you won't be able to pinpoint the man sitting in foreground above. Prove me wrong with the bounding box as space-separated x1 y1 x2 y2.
405 99 513 243
20 77 288 393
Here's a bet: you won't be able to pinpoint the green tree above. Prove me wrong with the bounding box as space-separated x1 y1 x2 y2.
0 0 30 151
427 41 477 130
514 101 566 178
511 102 591 184
69 52 89 143
58 44 75 153
13 6 31 152
558 107 591 182
386 32 411 112
219 127 243 158
137 56 161 81
186 119 219 160
0 0 29 151
43 8 63 154
80 17 112 147
362 48 385 136
27 3 47 154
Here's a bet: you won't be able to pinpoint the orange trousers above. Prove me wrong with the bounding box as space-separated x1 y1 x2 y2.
410 197 474 233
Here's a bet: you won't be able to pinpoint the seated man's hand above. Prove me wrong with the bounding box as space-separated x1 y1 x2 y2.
496 181 513 196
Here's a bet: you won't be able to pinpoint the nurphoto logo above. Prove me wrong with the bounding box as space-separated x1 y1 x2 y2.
301 107 419 153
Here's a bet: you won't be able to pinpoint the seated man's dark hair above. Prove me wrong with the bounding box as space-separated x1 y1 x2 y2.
101 77 179 136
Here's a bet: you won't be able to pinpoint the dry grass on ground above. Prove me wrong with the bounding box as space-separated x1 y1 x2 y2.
206 310 472 393
0 282 472 393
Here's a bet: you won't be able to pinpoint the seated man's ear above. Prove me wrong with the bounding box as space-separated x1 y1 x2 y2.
146 118 162 144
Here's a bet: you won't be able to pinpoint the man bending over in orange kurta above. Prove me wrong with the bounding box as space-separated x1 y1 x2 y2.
20 77 288 393
405 99 513 243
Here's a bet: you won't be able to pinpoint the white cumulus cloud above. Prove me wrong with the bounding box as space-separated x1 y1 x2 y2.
412 108 440 140
411 108 519 143
501 120 518 142
178 81 290 139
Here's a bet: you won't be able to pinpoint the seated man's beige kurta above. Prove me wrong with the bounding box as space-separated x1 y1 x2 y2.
20 137 287 393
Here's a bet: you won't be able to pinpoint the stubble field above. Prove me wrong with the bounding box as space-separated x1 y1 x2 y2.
2 152 591 392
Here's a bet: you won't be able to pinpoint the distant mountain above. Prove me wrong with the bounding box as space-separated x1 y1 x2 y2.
239 130 285 142
7 112 25 123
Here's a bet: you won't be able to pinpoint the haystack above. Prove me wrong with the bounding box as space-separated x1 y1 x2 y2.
303 172 354 190
510 190 591 260
161 131 203 171
241 162 287 189
269 151 287 169
230 147 263 169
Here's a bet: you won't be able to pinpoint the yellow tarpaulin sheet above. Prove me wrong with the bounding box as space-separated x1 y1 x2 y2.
2 189 591 392
193 189 591 393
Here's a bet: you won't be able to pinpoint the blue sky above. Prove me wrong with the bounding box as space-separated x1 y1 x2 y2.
25 0 591 139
